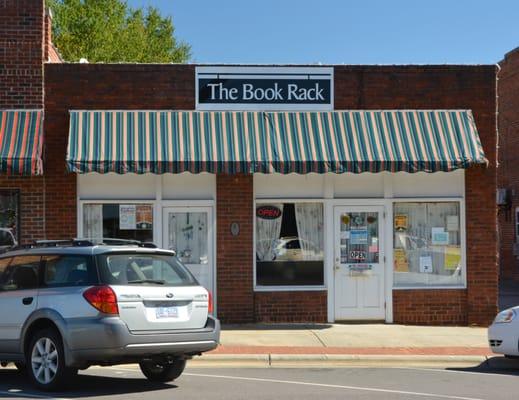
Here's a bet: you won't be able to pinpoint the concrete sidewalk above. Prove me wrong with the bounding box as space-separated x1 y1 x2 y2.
192 324 499 368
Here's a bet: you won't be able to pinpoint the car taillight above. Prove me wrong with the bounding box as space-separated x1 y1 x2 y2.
208 291 213 314
83 286 119 315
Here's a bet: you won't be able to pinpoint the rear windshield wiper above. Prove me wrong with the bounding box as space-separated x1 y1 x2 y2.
127 279 166 285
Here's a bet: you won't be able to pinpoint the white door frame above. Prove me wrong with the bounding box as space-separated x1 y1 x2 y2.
162 205 216 314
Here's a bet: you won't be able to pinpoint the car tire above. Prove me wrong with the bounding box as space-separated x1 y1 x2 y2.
26 328 77 391
139 359 187 382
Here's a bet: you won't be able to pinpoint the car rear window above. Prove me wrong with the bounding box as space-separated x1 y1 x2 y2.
97 253 198 286
43 255 98 287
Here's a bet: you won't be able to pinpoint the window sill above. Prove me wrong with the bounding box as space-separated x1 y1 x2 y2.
393 286 466 290
254 285 327 292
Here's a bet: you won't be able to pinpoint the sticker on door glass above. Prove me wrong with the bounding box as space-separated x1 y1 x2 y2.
350 230 368 245
350 250 366 261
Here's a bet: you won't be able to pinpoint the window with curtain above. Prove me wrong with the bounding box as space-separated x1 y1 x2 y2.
393 202 463 288
0 190 19 245
83 203 154 243
256 202 324 286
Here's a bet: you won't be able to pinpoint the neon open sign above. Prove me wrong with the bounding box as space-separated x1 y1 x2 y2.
256 205 282 220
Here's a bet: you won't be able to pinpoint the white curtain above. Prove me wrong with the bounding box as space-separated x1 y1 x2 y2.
295 203 323 260
256 204 283 261
83 204 103 239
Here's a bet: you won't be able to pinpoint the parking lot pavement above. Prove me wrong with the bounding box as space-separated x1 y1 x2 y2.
1 364 519 400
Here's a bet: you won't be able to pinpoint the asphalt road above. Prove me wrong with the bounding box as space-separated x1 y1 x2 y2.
0 364 518 400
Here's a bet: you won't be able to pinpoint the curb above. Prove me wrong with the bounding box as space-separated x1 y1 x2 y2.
190 353 491 368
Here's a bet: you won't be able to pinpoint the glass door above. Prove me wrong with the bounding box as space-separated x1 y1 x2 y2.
162 207 214 295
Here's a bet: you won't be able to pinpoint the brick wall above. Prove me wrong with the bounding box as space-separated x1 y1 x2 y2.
0 0 44 108
255 291 327 323
393 290 467 325
498 49 519 282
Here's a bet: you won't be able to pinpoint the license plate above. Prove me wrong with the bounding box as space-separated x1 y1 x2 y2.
155 306 178 319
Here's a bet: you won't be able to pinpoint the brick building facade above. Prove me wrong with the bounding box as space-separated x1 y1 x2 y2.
0 0 499 325
498 48 519 283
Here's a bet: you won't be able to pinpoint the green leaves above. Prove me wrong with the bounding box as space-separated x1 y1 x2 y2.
46 0 191 63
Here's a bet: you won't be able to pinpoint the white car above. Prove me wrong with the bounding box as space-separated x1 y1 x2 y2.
488 307 519 356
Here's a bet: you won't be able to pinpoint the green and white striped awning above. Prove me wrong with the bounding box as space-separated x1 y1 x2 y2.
66 110 487 174
0 110 43 175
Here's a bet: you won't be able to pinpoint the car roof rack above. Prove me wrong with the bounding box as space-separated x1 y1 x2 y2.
91 238 158 248
15 238 158 250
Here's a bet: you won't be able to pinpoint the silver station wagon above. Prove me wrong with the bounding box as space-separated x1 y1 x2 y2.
0 239 220 391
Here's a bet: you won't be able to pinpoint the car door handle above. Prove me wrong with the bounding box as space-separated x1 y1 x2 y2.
22 297 33 305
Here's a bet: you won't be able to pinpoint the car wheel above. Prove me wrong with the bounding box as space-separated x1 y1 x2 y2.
139 359 186 382
26 328 77 391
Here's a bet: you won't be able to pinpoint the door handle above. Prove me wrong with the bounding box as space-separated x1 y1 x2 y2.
22 297 33 305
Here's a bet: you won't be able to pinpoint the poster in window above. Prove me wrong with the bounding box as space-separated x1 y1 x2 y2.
119 205 136 230
394 215 408 231
136 205 153 230
446 215 459 232
444 246 461 270
350 230 368 245
431 227 449 245
394 248 409 272
419 255 433 274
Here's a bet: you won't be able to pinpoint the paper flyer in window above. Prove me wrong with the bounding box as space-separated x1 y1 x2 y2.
444 246 461 270
446 215 459 231
393 248 409 272
119 204 136 230
136 205 153 230
419 255 433 273
350 229 368 245
431 227 449 245
394 214 408 231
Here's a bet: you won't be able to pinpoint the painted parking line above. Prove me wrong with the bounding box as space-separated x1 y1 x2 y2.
183 372 485 400
0 390 70 400
392 367 519 378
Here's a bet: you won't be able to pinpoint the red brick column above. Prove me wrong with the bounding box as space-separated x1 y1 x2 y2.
0 0 45 108
498 49 519 282
216 174 254 323
0 0 46 243
466 164 499 325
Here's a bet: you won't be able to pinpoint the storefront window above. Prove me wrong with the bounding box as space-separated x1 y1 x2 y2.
256 202 324 286
393 202 463 288
0 190 19 244
83 203 153 242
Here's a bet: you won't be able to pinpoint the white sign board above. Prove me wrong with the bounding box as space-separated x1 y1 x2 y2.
196 66 334 111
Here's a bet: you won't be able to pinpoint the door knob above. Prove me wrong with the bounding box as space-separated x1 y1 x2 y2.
334 265 340 271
